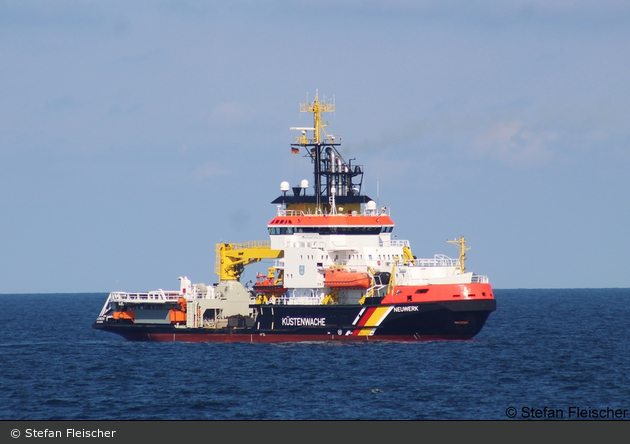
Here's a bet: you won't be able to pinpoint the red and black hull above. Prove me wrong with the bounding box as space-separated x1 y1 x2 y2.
92 299 496 342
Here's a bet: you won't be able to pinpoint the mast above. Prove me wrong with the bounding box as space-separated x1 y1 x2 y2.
447 237 471 274
279 91 371 214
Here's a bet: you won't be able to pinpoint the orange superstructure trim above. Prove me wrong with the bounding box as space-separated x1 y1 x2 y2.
380 283 494 304
268 215 394 226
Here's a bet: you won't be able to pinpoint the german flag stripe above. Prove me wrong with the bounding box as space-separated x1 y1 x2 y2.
352 307 367 325
353 306 393 336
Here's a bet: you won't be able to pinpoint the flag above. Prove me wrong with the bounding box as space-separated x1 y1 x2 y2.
291 147 300 154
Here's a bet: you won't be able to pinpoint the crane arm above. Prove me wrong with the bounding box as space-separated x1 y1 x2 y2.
215 241 284 281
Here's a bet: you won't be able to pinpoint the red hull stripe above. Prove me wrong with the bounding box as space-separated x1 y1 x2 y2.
126 333 477 342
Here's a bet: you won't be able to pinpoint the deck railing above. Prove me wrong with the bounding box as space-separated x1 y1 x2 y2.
109 291 182 303
276 207 390 217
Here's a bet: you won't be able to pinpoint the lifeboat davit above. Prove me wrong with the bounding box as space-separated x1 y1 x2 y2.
253 274 286 295
324 268 371 289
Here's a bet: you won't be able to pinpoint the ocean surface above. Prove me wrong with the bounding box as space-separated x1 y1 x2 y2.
1 289 629 421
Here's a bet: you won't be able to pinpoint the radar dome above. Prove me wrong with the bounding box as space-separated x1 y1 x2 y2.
300 179 309 189
280 181 290 192
366 200 377 211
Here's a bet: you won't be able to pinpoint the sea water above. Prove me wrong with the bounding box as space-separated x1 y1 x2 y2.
0 289 628 420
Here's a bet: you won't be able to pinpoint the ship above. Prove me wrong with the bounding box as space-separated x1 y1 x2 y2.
92 92 496 342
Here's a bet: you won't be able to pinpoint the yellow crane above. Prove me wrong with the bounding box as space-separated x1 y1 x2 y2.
402 246 416 265
214 241 284 281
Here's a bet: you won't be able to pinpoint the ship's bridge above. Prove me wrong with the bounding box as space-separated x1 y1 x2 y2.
267 211 395 251
267 214 394 236
268 210 394 235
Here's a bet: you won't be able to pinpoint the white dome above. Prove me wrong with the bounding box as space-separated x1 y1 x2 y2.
300 179 309 189
280 181 290 192
366 200 377 211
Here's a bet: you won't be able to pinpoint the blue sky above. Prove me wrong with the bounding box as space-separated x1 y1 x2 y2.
1 0 629 292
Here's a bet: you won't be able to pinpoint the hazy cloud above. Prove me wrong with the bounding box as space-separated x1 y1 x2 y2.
348 120 427 155
208 101 258 127
284 0 630 26
472 121 554 167
191 162 231 181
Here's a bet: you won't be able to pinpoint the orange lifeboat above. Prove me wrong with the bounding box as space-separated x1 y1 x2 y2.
253 273 286 295
324 268 371 289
